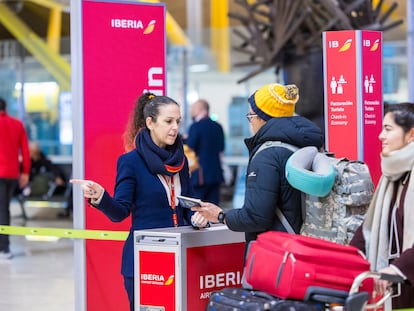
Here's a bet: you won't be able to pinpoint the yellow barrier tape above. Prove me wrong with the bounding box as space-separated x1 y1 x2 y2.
0 225 128 241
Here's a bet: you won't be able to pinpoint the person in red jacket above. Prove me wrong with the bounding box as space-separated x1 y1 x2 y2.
0 98 31 259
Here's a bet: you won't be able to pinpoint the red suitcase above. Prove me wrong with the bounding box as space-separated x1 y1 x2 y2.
244 231 371 301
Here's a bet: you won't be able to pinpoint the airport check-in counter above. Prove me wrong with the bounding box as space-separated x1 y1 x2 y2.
134 224 245 310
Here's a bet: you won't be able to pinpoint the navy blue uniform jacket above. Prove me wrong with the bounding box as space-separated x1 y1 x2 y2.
95 149 193 277
186 116 225 185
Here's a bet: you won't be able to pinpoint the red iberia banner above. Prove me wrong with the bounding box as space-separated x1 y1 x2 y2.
82 1 166 310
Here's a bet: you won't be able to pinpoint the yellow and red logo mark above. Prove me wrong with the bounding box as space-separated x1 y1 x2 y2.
144 20 156 34
164 275 174 285
339 39 352 52
110 18 157 35
140 273 175 286
370 39 380 51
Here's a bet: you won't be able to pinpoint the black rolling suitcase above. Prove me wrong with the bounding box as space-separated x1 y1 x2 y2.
205 287 323 311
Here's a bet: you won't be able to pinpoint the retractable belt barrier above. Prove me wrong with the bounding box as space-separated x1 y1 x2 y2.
0 225 128 241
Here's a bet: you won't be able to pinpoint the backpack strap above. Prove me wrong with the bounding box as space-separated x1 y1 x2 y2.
252 141 299 234
252 141 298 161
276 209 295 234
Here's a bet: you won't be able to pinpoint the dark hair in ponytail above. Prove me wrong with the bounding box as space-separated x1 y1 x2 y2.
123 92 179 151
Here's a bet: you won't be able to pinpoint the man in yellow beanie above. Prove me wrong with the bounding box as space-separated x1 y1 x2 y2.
249 83 299 119
191 83 324 255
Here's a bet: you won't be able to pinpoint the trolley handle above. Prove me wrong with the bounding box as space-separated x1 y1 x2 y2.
379 273 404 284
349 271 404 295
350 272 404 310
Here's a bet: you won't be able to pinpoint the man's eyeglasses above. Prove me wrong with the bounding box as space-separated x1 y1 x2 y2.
246 113 258 122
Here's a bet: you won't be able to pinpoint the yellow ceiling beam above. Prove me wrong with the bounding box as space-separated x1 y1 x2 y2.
0 0 187 92
29 0 190 46
372 0 400 19
165 9 191 47
211 0 230 72
29 0 69 12
137 0 190 46
0 3 71 90
47 7 62 53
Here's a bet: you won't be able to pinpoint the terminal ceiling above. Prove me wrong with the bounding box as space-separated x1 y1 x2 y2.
0 0 409 90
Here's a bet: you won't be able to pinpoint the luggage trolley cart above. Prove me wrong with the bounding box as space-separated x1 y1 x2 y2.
306 271 404 311
206 272 403 311
134 224 245 311
206 230 405 311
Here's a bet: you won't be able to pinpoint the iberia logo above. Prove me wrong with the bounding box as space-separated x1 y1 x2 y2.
164 275 174 285
144 20 156 34
370 39 380 51
140 273 175 286
339 39 352 52
110 18 157 35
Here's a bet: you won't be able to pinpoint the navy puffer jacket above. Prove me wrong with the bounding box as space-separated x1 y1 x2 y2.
225 116 324 246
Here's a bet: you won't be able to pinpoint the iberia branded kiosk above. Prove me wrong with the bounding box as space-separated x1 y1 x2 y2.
134 224 245 310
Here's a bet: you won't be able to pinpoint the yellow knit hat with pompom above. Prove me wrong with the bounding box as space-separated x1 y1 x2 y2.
248 83 299 121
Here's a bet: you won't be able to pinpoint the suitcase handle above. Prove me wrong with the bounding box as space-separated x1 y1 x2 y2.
304 286 348 303
250 290 278 301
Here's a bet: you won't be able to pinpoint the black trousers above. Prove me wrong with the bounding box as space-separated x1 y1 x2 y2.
0 178 18 252
124 276 134 311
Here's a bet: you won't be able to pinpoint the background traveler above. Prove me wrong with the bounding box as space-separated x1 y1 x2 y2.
192 83 324 253
350 102 414 309
0 97 31 260
185 99 225 204
71 93 208 311
22 141 67 197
